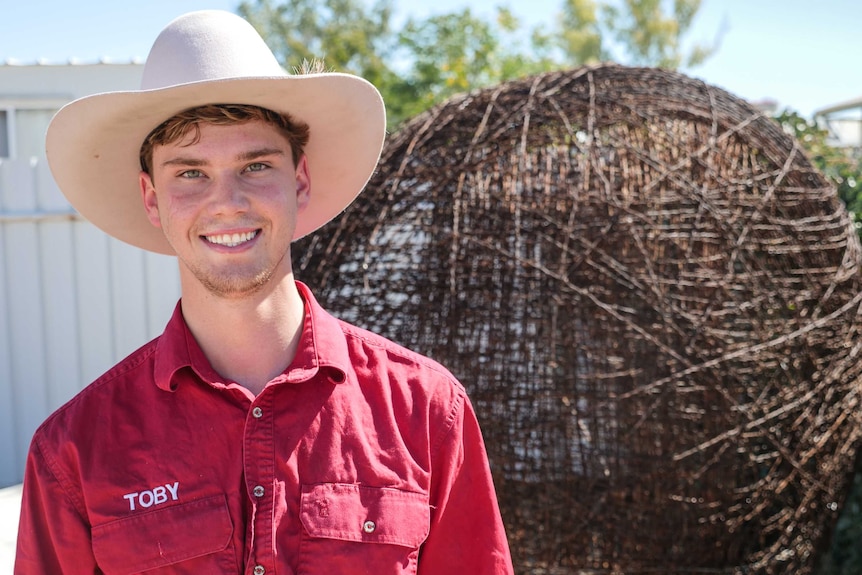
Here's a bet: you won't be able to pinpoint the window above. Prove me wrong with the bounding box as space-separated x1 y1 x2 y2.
0 110 8 158
0 106 56 160
16 109 54 160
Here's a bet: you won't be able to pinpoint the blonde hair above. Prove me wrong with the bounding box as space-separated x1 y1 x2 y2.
139 103 310 174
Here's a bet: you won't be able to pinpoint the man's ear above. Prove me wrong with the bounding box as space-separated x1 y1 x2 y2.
139 172 162 228
295 155 311 211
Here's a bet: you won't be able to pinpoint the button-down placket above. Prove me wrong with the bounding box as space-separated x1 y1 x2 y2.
244 390 276 573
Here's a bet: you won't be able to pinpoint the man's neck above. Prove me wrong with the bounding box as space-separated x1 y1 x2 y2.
179 273 306 396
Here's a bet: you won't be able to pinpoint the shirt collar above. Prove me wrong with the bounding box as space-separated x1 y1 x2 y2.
153 281 350 391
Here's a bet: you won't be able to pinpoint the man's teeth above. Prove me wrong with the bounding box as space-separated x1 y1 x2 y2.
206 231 257 247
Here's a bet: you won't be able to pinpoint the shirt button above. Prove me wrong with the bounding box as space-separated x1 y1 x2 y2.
253 565 265 575
362 520 376 533
252 407 263 418
253 485 265 498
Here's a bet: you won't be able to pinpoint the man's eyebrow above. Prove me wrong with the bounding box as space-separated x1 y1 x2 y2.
160 156 207 168
159 147 286 168
236 147 286 162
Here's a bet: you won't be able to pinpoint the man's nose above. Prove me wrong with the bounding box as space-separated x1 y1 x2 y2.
209 174 250 214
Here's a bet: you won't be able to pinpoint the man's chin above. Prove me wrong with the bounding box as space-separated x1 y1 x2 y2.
197 271 274 300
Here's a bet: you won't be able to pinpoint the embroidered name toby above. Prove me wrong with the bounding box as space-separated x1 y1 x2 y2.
123 482 179 511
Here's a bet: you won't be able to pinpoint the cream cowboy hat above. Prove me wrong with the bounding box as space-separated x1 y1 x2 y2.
46 10 386 255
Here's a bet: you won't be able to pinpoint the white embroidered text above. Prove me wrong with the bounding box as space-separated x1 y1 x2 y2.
123 482 179 511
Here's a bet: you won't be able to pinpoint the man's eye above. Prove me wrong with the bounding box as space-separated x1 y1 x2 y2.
245 162 268 173
180 169 204 179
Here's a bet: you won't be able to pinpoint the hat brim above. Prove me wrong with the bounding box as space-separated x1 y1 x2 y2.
46 74 386 255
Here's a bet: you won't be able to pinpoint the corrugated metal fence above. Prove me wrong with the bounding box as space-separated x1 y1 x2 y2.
0 156 179 487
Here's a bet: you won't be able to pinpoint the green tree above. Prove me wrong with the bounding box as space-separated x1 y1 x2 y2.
239 0 717 128
388 7 559 123
555 0 607 64
551 0 717 68
391 9 498 121
775 109 862 226
237 0 397 90
599 0 715 68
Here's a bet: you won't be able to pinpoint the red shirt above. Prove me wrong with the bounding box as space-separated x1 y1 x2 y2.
15 282 513 574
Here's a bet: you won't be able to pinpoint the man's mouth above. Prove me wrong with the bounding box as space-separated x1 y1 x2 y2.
204 230 259 247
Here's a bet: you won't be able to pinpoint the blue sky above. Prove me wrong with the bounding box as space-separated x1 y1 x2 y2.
1 0 858 118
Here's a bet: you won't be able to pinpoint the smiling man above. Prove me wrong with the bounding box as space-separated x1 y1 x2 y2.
15 11 513 575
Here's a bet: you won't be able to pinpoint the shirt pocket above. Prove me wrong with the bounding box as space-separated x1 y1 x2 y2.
91 494 235 575
298 483 430 574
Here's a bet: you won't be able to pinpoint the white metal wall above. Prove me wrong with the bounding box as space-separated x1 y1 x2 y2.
0 62 176 488
0 156 180 487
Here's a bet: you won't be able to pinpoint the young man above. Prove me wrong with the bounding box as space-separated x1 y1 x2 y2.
15 10 513 574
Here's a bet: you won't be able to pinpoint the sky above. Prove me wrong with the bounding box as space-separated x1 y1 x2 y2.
0 0 860 119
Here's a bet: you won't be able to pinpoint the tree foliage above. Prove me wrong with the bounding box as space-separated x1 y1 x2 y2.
390 10 501 122
551 0 716 68
555 0 607 64
775 109 862 231
237 0 399 93
599 0 714 68
238 0 718 127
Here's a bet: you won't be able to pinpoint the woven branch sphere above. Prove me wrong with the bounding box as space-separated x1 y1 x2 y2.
294 64 862 574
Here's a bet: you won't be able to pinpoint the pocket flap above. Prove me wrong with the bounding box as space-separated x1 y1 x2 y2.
300 483 429 548
92 494 233 575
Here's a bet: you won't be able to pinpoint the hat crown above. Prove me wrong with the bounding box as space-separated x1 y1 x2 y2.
141 10 285 90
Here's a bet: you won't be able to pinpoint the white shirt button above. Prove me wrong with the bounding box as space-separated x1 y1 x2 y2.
253 485 265 498
253 565 265 575
252 407 263 418
362 520 376 533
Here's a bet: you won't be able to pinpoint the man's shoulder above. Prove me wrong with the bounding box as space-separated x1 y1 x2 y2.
334 319 471 446
336 319 465 392
33 337 161 440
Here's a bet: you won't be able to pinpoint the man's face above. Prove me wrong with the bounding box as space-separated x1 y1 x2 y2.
139 119 311 299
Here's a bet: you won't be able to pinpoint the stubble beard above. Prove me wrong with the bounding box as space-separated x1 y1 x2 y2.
195 265 275 299
184 243 292 300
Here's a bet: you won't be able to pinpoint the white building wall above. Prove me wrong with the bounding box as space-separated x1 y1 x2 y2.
0 63 180 487
814 96 862 151
823 116 862 149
